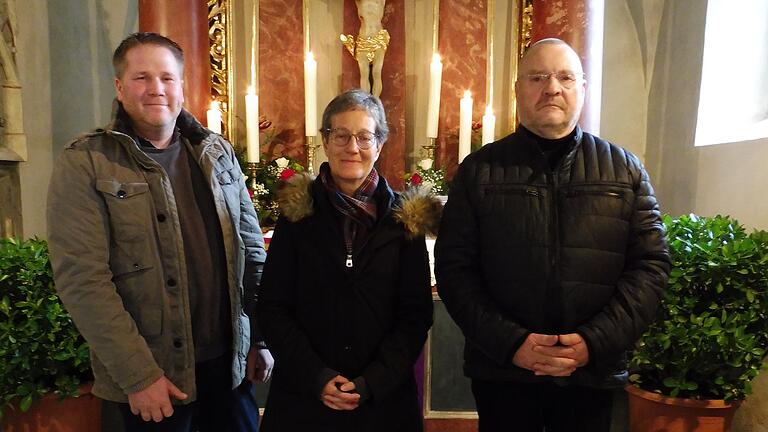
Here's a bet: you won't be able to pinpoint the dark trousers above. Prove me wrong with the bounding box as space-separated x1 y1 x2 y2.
471 379 613 432
114 355 260 432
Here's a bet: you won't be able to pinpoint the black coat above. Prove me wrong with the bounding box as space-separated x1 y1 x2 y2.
435 126 670 387
257 173 437 432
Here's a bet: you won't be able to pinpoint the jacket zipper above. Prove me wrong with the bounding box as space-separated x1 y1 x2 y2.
344 206 394 270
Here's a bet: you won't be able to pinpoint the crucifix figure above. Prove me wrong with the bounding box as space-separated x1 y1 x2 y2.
340 0 389 97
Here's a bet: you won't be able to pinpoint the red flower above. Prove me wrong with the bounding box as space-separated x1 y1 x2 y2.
247 187 255 199
279 168 296 180
471 120 482 131
409 172 422 185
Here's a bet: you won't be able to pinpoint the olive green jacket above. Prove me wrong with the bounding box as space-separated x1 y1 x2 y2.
47 103 266 403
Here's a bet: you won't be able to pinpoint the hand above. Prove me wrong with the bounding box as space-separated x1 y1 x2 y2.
320 375 360 411
127 376 188 422
247 347 274 383
530 333 590 377
512 333 576 377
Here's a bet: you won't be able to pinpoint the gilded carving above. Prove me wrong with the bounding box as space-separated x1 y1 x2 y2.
208 0 232 138
520 0 533 56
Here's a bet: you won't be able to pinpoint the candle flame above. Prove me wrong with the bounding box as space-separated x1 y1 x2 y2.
306 51 315 62
247 86 255 95
463 90 472 99
210 100 220 110
485 105 493 115
432 53 442 63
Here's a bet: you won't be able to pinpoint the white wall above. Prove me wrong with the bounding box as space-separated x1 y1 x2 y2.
602 0 768 231
16 0 137 238
16 0 52 239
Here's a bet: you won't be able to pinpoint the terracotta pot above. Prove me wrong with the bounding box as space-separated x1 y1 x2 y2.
626 384 741 432
2 383 101 432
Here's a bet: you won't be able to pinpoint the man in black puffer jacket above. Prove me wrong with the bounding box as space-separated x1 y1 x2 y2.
435 38 670 432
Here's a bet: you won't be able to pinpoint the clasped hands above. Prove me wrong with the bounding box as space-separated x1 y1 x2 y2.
320 375 361 411
512 333 589 377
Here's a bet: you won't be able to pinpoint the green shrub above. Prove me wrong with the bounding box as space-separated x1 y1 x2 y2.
0 238 90 417
629 214 768 401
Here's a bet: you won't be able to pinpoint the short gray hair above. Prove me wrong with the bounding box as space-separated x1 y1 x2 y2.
320 89 389 144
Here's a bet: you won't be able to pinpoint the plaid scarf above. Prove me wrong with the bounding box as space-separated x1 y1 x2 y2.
319 162 379 259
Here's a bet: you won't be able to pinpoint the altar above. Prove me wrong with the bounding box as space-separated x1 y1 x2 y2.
137 1 605 429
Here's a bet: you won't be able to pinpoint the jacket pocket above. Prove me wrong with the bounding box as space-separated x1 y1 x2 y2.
478 184 548 246
96 179 152 243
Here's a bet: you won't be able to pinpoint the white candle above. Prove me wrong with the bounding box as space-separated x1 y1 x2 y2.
304 52 318 137
245 88 259 163
426 53 443 138
207 101 222 134
482 105 496 145
459 90 473 162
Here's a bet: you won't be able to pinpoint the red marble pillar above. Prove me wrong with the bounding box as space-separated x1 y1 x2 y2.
436 0 487 179
259 0 305 160
342 0 406 190
138 0 210 124
530 0 604 135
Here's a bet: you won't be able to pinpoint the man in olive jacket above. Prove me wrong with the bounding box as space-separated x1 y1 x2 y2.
47 33 270 431
434 39 671 432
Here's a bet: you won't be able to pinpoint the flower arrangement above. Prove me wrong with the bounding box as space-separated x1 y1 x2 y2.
404 158 448 196
233 115 306 227
245 157 304 227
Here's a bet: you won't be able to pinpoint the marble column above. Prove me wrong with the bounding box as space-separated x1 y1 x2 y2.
138 0 210 124
436 0 487 179
530 0 604 135
258 0 305 161
342 0 406 189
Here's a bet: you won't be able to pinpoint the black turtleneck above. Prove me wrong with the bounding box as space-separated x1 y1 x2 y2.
520 125 577 171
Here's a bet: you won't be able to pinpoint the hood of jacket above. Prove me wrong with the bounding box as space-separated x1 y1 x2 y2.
278 171 442 238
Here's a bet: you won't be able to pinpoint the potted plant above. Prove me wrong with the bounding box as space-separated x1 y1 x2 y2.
627 214 768 432
0 238 99 431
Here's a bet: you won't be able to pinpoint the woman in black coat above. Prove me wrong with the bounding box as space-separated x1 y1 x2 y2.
257 89 439 432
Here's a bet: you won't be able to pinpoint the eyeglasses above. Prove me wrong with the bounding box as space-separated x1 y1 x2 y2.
327 128 379 150
520 72 585 89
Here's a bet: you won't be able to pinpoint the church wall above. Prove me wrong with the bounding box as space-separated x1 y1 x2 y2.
16 0 137 238
15 0 51 239
642 0 768 231
600 0 647 160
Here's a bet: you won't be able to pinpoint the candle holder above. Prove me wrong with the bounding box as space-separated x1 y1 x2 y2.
422 137 439 161
246 161 259 204
305 136 320 174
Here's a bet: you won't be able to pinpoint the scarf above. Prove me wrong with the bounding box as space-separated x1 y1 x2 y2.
319 162 379 265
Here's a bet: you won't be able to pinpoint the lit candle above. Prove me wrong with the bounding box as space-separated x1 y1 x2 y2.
245 87 259 163
304 51 318 137
426 54 443 138
459 90 473 162
207 101 222 134
482 105 496 145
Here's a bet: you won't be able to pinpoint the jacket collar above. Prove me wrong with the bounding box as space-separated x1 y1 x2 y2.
517 124 584 173
107 99 211 147
278 171 442 238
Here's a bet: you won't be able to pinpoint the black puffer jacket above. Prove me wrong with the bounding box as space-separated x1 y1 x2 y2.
435 126 670 387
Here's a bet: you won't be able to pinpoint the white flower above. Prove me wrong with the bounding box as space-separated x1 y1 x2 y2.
422 181 435 192
252 183 269 196
275 157 290 168
418 158 434 170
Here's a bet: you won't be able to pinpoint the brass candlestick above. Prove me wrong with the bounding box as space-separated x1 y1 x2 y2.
305 136 320 174
422 137 438 161
246 161 259 204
